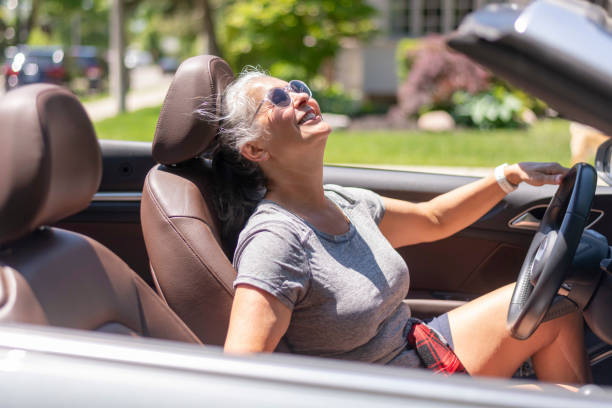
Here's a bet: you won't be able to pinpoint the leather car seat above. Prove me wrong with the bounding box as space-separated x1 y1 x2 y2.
0 84 200 344
140 55 236 345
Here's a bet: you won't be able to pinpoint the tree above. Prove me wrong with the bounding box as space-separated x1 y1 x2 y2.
130 0 223 60
1 0 110 49
219 0 377 81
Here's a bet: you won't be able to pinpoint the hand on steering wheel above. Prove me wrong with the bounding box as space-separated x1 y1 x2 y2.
507 163 597 340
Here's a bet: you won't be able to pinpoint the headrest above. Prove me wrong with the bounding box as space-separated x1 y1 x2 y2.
0 84 102 245
152 55 235 165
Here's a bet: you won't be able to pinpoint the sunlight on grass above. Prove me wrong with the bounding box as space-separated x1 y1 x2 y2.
94 105 162 142
94 107 572 167
324 119 572 167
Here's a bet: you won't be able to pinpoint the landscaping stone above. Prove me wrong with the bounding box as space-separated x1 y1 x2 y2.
521 108 537 126
417 110 455 132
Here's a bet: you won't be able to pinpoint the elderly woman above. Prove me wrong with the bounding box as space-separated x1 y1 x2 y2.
210 69 589 383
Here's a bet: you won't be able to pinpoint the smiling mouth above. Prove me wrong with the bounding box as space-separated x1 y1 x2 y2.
298 111 318 125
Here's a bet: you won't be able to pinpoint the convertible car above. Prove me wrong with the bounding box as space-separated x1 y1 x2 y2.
3 0 612 406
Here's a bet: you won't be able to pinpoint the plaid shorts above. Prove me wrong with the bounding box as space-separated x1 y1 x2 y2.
407 320 467 376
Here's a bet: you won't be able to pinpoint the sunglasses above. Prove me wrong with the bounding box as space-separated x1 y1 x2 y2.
250 80 312 124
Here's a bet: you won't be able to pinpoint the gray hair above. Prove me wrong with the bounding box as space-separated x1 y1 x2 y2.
219 68 267 151
197 66 267 152
197 66 269 258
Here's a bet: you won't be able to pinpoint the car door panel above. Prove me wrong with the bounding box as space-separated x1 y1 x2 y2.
56 142 612 309
325 166 612 316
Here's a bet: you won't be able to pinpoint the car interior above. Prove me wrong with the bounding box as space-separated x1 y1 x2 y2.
0 84 200 345
2 43 612 387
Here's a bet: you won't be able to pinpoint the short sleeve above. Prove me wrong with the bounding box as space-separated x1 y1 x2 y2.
233 222 311 310
327 185 386 225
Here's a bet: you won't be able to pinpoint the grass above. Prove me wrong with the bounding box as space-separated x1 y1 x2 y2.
94 105 162 142
78 91 110 103
94 106 572 167
324 119 572 168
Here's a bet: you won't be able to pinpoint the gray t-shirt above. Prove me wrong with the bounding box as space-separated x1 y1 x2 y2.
233 184 421 367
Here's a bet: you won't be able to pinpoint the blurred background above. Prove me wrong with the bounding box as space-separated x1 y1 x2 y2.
1 0 611 171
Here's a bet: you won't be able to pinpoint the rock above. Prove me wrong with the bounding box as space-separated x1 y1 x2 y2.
417 110 455 132
521 108 537 126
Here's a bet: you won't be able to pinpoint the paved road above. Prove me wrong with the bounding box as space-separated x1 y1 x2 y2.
1 66 171 120
84 66 172 121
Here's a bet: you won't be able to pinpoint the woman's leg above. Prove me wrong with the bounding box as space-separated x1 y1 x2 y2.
447 283 591 384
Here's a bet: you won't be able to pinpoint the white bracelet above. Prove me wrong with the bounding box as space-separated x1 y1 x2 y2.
494 163 518 194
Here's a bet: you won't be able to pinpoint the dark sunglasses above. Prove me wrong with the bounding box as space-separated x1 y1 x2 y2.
250 80 312 124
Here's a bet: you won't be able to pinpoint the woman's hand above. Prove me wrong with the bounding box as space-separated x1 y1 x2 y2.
505 162 569 187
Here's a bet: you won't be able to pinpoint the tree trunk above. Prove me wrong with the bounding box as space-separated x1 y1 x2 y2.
200 0 222 57
110 0 127 113
24 0 39 43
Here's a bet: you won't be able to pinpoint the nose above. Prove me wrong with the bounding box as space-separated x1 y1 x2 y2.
291 90 310 108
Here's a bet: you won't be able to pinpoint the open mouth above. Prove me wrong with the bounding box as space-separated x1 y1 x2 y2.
298 110 318 125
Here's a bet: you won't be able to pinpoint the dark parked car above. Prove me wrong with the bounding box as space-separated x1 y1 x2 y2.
69 45 107 91
158 56 181 74
3 45 67 91
2 1 612 406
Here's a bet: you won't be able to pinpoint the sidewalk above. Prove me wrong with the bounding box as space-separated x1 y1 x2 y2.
84 66 173 121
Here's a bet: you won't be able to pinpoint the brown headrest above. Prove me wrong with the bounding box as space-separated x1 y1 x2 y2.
152 55 235 165
0 84 101 245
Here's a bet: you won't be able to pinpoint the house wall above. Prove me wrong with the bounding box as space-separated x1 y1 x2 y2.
334 0 611 101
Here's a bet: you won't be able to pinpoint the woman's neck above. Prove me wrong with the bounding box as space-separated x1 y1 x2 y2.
263 163 350 236
265 166 326 212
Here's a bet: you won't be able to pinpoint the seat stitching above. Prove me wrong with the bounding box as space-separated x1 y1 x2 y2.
145 177 234 295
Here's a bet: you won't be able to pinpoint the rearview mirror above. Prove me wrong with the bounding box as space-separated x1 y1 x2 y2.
595 138 612 186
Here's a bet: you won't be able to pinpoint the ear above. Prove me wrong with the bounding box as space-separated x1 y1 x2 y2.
240 141 269 162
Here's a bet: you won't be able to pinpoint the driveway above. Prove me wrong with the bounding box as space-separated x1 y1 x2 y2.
84 65 172 121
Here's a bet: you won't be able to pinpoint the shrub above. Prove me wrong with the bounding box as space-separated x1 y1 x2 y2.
312 83 361 116
451 86 524 129
311 82 391 117
395 38 423 81
395 34 490 118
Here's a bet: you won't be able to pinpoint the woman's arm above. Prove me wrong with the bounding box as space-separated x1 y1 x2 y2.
224 284 292 353
379 162 568 248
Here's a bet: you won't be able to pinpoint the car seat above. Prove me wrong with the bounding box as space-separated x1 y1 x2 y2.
140 55 237 346
0 84 200 344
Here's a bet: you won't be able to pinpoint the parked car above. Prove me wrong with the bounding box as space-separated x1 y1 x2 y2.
124 48 153 69
2 1 612 406
3 45 67 91
158 56 180 74
69 45 107 91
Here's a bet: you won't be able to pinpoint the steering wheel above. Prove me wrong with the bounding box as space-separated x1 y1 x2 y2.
507 163 597 340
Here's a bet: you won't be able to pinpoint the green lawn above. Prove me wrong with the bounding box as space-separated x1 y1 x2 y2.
94 106 572 167
325 119 572 167
94 105 162 142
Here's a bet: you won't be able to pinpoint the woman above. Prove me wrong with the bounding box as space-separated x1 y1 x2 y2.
210 69 590 383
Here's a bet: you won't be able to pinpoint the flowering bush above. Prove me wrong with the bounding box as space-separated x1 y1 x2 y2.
394 35 491 118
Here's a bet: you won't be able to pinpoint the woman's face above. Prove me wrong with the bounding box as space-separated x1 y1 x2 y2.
246 77 332 164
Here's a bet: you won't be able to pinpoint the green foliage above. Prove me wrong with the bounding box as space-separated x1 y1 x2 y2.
451 86 524 129
29 0 109 49
505 84 548 116
220 0 377 81
394 35 491 118
311 81 391 117
395 37 422 81
312 82 361 116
